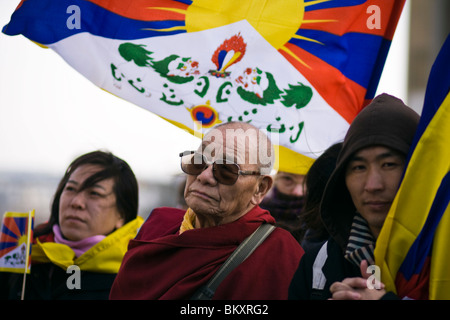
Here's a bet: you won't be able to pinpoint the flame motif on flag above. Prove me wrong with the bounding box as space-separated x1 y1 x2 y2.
210 33 246 77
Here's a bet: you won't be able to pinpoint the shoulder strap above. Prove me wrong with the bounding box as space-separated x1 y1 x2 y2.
190 223 276 300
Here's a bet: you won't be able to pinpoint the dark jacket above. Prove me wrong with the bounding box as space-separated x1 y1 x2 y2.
289 238 359 300
289 94 420 300
0 264 117 300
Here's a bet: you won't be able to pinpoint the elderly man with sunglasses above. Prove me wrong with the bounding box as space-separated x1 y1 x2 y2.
110 121 304 300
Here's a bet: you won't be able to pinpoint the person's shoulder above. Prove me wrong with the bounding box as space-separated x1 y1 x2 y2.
147 207 186 221
135 207 185 240
266 226 304 252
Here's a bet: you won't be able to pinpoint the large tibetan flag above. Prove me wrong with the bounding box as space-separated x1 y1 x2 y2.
0 210 35 274
374 35 450 300
3 0 405 174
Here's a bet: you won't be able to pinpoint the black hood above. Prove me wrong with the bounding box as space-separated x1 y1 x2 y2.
320 93 420 251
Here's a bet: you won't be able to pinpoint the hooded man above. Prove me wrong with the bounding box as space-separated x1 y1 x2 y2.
288 93 420 300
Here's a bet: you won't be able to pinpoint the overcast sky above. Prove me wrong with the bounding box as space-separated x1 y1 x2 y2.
0 0 410 182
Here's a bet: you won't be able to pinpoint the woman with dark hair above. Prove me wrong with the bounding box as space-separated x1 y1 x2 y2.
293 142 343 250
1 150 143 299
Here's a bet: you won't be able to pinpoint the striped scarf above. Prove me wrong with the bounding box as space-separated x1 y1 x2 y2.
344 213 375 267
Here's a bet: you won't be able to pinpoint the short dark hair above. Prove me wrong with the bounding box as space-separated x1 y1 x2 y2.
34 150 139 237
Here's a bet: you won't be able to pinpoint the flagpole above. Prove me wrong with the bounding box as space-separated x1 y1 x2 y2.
21 209 33 300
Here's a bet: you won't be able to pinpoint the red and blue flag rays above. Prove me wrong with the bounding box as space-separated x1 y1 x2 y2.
0 212 35 273
0 215 30 257
279 0 405 123
3 0 191 45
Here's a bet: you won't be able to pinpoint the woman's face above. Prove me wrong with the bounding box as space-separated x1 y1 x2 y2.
58 164 124 241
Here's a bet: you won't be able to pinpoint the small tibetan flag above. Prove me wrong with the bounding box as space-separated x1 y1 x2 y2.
0 210 35 274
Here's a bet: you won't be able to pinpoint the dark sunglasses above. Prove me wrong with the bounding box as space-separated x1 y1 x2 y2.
179 151 260 185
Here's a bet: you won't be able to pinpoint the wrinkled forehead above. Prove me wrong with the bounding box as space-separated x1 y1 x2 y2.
198 127 258 164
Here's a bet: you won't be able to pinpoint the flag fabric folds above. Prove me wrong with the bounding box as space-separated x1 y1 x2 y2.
374 34 450 300
3 0 405 174
0 210 35 274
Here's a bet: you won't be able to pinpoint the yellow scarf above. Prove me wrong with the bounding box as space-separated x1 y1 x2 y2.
179 208 196 234
31 217 143 273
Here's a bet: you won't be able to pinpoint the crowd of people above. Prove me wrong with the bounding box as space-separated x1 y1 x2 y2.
0 93 437 300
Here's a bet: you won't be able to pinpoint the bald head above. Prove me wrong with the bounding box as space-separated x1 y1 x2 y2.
202 122 274 175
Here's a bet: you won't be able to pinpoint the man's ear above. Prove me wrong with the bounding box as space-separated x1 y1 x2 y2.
251 175 273 205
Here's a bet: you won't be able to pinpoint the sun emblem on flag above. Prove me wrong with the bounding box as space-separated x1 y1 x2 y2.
138 0 392 123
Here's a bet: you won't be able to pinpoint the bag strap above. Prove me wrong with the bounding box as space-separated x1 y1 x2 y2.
190 223 276 300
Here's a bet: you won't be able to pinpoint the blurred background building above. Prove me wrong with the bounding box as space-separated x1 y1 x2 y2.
0 171 183 225
407 0 449 113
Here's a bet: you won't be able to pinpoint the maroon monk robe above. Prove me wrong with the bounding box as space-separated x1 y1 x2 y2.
110 205 304 300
